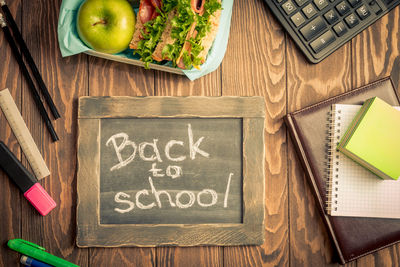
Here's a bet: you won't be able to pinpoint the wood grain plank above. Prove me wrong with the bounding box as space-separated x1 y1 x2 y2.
352 6 400 267
352 8 400 89
19 0 89 266
286 13 353 266
154 69 220 96
288 142 352 267
222 0 287 266
87 57 154 96
78 96 265 118
1 0 398 266
0 1 22 266
90 247 155 267
87 47 155 265
154 29 222 267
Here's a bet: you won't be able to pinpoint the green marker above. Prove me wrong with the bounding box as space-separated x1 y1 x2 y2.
8 239 79 267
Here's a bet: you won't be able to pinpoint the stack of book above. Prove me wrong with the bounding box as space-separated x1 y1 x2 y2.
285 78 400 264
326 97 400 219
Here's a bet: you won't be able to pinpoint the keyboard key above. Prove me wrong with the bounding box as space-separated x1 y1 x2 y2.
336 1 351 15
310 30 336 52
324 10 339 24
356 5 370 19
295 0 308 6
291 12 306 27
282 0 296 15
370 2 382 14
344 13 359 28
313 0 329 10
300 16 327 41
348 0 362 7
303 3 318 18
333 22 348 36
383 0 396 4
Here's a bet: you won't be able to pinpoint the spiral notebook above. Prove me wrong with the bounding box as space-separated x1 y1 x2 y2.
285 77 400 264
326 104 400 219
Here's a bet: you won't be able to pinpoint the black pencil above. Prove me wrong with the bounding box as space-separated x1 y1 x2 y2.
0 0 60 119
0 14 59 142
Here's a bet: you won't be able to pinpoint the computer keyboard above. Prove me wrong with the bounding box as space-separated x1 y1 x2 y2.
264 0 400 63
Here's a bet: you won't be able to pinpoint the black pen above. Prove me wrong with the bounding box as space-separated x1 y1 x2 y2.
0 0 60 119
0 14 59 142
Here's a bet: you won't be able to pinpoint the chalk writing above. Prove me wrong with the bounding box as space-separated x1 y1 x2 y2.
165 140 186 162
166 165 182 179
113 174 233 213
106 124 209 171
107 123 234 213
114 192 134 213
106 133 137 171
100 118 243 224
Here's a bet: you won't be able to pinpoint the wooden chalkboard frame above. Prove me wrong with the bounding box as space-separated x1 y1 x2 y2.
77 96 265 247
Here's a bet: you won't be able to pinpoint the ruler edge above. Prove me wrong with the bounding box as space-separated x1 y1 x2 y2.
0 88 50 179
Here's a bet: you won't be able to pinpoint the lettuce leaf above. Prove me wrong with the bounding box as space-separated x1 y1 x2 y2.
162 0 222 69
134 0 178 68
135 0 222 69
162 0 194 62
190 0 222 67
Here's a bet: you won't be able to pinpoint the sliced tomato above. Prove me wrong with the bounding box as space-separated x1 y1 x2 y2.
150 9 160 20
150 0 162 10
176 58 186 69
191 0 205 15
139 0 155 23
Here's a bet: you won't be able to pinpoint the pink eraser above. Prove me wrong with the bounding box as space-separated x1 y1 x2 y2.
24 183 56 216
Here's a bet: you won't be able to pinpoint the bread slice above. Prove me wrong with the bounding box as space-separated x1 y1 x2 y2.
152 9 178 61
197 5 222 63
176 22 198 69
129 15 145 50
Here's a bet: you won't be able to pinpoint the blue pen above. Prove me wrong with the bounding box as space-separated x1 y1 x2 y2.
20 255 52 267
8 239 79 267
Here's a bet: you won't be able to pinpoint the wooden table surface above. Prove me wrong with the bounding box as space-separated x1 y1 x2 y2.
1 0 400 266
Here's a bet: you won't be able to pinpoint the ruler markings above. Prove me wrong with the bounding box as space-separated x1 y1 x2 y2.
0 88 50 179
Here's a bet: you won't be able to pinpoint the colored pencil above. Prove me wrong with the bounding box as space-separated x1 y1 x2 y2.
0 14 59 142
0 0 60 119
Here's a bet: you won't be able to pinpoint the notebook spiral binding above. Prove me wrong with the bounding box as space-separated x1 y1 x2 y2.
325 105 342 214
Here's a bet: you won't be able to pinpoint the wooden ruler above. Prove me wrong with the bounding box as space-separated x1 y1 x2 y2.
0 88 50 179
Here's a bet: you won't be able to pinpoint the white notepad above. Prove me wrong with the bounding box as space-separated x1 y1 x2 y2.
326 104 400 219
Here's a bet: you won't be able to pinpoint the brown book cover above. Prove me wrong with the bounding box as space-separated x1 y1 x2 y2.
285 77 400 264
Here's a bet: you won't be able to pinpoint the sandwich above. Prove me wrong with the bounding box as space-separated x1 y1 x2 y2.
130 0 222 69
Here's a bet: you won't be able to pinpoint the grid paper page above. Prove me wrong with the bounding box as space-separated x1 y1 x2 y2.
328 104 400 218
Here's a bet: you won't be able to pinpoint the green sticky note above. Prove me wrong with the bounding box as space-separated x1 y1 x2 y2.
338 97 400 180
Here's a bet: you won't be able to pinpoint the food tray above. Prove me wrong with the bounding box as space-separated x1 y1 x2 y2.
58 0 233 80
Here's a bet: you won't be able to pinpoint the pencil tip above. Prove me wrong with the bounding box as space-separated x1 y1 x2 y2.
0 14 6 28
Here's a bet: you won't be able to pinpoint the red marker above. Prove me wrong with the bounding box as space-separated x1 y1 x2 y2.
0 141 56 215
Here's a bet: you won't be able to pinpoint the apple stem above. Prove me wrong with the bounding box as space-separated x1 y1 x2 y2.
92 19 107 26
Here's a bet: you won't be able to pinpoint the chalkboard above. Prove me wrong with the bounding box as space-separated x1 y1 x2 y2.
77 97 265 247
100 118 243 224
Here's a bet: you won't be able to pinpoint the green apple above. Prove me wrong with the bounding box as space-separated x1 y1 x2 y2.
77 0 135 54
